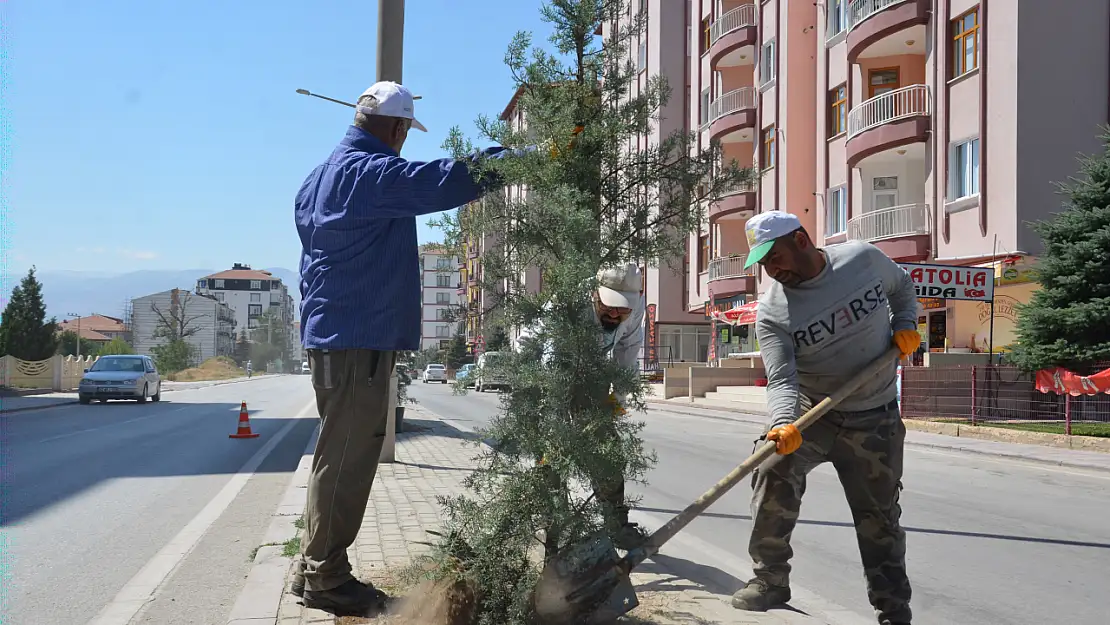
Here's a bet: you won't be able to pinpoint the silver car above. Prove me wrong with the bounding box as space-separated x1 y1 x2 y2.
422 364 448 384
78 355 162 404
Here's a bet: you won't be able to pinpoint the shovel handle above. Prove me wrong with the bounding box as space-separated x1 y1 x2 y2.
627 345 903 569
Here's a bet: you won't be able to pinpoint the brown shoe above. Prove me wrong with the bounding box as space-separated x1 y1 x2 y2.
731 577 790 611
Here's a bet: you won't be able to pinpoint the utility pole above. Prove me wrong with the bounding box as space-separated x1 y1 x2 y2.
377 0 405 463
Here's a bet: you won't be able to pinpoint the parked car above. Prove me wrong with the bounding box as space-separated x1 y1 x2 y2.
78 355 162 404
423 363 448 384
474 351 510 393
455 363 477 388
301 361 310 375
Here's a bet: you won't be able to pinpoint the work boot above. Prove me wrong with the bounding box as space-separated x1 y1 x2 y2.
291 575 305 597
731 577 791 611
301 579 387 615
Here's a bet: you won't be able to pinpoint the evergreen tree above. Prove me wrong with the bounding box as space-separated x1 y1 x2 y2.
0 267 59 360
234 329 251 365
421 1 752 621
484 326 510 352
1011 130 1110 372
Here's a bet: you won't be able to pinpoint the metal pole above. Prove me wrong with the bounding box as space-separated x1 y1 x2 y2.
376 0 405 82
377 0 405 463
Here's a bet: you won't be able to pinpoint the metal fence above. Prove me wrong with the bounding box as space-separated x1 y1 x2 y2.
900 364 1110 434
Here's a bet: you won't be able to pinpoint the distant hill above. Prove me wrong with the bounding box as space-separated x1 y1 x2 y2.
2 268 301 321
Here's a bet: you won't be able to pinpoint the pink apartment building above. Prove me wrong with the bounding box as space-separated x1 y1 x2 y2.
693 0 1110 357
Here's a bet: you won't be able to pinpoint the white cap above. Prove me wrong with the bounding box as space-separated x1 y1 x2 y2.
744 211 803 269
596 264 642 309
356 81 427 132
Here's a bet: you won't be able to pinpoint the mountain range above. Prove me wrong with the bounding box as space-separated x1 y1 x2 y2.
3 268 301 321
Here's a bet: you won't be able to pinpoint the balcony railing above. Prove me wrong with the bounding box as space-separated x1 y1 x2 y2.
710 4 758 44
709 87 757 125
720 178 756 196
847 84 929 139
708 255 755 281
847 203 931 242
848 0 910 31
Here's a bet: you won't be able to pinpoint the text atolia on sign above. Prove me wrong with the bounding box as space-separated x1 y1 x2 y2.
898 262 995 302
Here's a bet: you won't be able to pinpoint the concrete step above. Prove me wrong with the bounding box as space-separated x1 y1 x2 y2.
695 394 768 414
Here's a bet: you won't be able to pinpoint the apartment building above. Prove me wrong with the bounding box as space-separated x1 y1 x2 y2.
419 244 463 351
57 314 129 346
691 0 1110 357
131 288 236 363
195 264 295 342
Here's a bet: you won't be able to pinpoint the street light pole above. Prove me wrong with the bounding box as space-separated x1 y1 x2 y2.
376 0 405 82
67 313 81 359
377 0 405 463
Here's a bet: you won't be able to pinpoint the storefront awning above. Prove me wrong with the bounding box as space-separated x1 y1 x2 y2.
710 301 759 326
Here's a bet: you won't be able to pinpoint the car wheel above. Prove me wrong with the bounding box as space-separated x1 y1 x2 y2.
137 384 149 403
152 384 161 402
79 395 91 405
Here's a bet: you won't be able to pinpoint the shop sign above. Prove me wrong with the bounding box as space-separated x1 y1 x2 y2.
918 297 945 310
645 304 658 363
900 263 995 301
978 295 1019 323
704 294 746 320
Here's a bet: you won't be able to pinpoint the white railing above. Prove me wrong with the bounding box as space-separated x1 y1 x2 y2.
848 0 910 31
709 87 757 124
708 255 755 281
847 203 931 242
847 84 929 138
710 4 758 44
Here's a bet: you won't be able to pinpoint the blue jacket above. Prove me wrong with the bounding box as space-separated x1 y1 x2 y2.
296 126 508 351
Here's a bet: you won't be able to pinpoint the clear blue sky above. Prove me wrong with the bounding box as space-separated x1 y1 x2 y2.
5 0 551 274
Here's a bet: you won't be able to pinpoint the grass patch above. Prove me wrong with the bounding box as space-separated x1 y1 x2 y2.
928 419 1110 438
294 516 305 530
282 536 301 558
167 356 246 382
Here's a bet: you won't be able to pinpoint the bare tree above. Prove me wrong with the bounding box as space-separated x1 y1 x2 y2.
150 289 206 342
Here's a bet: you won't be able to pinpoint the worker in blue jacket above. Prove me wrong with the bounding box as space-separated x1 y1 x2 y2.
291 81 521 614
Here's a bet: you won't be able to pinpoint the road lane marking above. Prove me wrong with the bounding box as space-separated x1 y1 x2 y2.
86 398 318 625
35 406 194 444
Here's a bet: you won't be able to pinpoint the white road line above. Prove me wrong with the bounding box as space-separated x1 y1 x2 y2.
86 398 318 625
35 406 193 444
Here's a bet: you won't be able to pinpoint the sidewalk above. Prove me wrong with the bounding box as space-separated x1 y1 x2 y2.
0 392 79 413
231 406 831 625
645 394 1110 473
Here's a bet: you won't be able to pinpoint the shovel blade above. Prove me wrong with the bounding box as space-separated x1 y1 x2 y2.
534 532 639 623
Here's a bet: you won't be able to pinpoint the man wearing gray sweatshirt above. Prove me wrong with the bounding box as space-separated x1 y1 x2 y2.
730 211 921 625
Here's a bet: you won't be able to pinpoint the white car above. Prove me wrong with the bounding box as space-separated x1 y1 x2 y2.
423 364 448 384
301 361 310 375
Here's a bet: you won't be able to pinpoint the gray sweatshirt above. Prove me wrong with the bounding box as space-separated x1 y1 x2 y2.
755 240 917 427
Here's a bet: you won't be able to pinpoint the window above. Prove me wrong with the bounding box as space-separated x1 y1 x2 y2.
436 258 451 270
214 279 225 289
700 87 711 125
436 325 451 337
437 308 452 320
248 304 263 317
637 41 647 72
197 279 207 289
214 292 225 301
829 84 847 136
439 340 451 350
761 125 776 169
760 40 776 85
951 8 980 78
638 0 647 15
436 292 450 304
701 17 711 55
827 0 848 37
248 318 259 329
826 186 847 235
436 274 451 287
250 280 261 290
698 234 710 273
950 138 981 199
713 70 723 97
250 293 261 302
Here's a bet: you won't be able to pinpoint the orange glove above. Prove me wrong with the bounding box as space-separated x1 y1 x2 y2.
766 424 802 455
548 124 585 158
607 393 627 416
893 329 920 358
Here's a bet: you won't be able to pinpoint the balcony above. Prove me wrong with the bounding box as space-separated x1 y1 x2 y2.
709 5 758 68
847 203 931 261
708 87 756 143
709 179 757 222
846 0 929 62
707 255 756 300
845 84 930 166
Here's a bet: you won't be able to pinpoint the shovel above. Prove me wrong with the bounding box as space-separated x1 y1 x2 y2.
533 346 903 624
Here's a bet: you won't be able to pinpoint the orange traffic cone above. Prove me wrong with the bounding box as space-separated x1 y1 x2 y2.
229 401 260 439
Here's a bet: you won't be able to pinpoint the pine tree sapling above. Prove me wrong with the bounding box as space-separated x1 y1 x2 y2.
0 267 60 360
1011 130 1110 371
418 1 755 622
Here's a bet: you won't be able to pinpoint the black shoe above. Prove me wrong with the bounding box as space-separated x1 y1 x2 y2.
291 577 304 597
301 579 387 615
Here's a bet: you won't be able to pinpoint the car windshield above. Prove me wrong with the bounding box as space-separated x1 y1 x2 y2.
483 354 505 366
91 357 145 373
428 365 445 370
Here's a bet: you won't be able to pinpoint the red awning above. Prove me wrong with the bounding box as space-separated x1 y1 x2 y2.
711 301 759 326
1035 366 1110 395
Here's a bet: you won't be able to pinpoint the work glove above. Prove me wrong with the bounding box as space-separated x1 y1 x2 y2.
606 392 627 417
547 124 586 158
892 329 921 358
766 424 802 455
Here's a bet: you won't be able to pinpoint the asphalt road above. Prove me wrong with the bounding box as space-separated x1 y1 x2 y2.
2 375 319 625
409 382 1110 625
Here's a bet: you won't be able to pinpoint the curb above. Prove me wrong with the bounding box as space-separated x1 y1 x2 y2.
225 423 318 625
0 399 79 415
0 376 287 415
646 399 1110 473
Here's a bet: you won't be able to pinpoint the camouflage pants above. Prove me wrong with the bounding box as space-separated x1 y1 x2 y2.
749 397 912 625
